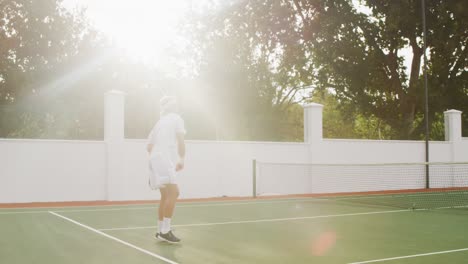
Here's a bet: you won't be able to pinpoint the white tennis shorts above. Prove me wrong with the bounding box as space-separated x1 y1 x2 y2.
148 152 177 190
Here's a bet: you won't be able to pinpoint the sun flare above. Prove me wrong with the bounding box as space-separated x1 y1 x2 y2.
78 0 189 62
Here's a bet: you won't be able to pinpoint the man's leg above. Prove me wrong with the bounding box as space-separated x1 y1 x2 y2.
164 184 180 218
157 188 168 236
159 184 181 243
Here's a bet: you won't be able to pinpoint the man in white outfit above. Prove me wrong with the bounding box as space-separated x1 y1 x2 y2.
147 96 186 243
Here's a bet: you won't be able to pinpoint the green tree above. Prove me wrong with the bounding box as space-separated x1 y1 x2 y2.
0 1 166 140
189 0 468 139
185 1 308 141
0 0 103 138
310 89 394 139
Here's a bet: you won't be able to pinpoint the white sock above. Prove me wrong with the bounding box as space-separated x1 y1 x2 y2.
158 220 163 233
162 217 171 234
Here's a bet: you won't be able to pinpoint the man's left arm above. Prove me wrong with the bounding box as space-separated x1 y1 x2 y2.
176 133 185 171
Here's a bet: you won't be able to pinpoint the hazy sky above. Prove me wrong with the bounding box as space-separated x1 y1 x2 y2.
62 0 415 82
63 0 190 64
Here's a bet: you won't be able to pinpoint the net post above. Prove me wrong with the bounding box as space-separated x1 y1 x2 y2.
252 159 257 198
422 0 430 189
425 163 430 189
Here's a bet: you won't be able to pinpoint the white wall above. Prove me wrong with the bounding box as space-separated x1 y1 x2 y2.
456 138 468 161
0 139 106 203
1 137 464 203
116 140 309 200
314 140 451 164
257 140 458 196
0 92 467 203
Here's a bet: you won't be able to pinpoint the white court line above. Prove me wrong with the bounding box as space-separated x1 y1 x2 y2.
0 198 331 214
3 190 468 213
348 247 468 263
0 197 327 211
0 204 156 211
0 206 156 214
333 191 468 201
49 211 179 264
0 210 48 215
57 198 333 213
99 209 409 231
4 192 467 215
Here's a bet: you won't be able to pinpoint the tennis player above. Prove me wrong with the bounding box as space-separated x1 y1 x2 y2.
147 96 186 244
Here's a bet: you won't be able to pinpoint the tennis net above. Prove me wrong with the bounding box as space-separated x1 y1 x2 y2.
254 161 468 209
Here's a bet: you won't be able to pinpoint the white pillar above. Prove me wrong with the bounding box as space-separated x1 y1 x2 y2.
303 103 324 143
444 109 462 142
104 90 125 201
104 90 125 142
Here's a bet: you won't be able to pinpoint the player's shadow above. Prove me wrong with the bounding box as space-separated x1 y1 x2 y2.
155 241 183 263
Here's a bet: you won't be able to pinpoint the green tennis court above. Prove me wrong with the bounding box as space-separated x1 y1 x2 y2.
2 197 468 264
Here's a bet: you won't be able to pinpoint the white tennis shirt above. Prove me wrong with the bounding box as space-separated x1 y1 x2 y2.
147 113 186 164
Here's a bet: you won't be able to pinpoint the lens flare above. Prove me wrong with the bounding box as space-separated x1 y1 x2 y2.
311 231 337 256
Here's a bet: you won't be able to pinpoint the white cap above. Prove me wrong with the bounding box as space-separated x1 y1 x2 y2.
160 96 177 114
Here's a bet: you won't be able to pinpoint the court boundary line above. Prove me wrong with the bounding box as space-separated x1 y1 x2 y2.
49 211 179 264
0 210 49 215
99 209 410 231
0 196 327 210
3 194 466 215
348 247 468 263
54 198 333 213
0 198 333 214
5 188 467 211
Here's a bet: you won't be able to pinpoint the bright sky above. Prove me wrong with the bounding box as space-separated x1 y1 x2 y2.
63 0 191 66
63 0 416 84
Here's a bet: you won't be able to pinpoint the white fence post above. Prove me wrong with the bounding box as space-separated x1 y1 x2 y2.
104 90 125 142
104 90 125 200
303 103 324 144
444 109 463 163
444 109 462 142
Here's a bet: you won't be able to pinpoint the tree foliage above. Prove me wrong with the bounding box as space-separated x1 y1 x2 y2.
0 0 102 138
0 1 169 139
189 0 468 139
184 1 308 141
1 0 466 141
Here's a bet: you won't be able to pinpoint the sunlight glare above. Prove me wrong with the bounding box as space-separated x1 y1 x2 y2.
76 0 189 63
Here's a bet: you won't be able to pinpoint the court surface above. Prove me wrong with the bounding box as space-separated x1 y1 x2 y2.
1 197 468 264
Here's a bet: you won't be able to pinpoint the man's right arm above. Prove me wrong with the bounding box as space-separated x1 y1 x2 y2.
147 143 154 154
